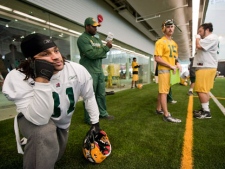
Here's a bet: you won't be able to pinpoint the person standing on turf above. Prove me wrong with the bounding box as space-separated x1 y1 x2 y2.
131 57 140 89
154 19 182 123
77 17 114 124
193 22 219 119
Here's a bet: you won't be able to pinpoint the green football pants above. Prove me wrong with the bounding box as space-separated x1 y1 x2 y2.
167 87 173 102
84 72 108 123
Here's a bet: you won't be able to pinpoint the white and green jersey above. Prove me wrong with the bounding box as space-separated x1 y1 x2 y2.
3 61 99 129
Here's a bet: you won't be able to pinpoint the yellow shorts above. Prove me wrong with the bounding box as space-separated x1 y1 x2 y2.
194 68 216 93
132 74 139 81
158 72 170 94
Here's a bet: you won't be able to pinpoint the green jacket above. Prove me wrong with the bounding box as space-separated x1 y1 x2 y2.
77 32 110 73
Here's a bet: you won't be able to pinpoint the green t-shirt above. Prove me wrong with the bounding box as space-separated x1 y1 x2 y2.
77 32 110 73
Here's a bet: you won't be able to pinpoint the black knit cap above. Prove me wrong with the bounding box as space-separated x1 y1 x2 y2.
21 33 56 58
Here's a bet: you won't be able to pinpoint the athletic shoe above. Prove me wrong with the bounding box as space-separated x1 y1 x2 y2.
156 109 163 115
187 91 193 96
163 114 181 123
193 109 203 118
195 111 212 119
100 115 114 120
106 91 115 95
168 100 177 104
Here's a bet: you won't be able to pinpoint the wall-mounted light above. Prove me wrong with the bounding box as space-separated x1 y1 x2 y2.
5 24 9 27
68 29 81 35
46 22 68 31
0 5 12 11
13 10 46 23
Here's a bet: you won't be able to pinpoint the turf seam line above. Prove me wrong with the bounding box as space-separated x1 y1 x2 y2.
181 95 193 169
209 92 225 116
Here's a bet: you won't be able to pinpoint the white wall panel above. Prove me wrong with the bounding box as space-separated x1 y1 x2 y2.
27 0 154 55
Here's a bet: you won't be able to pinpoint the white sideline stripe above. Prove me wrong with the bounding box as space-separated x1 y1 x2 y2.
209 92 225 116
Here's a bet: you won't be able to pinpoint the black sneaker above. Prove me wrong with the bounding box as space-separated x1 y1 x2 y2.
193 109 203 118
156 109 163 115
196 111 212 119
100 115 114 120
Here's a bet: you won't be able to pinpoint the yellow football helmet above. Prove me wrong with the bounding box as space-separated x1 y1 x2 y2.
83 130 111 163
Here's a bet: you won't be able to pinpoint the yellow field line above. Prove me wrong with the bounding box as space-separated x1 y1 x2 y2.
181 95 193 169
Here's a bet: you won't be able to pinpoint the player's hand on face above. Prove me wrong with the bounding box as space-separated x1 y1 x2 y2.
32 59 54 81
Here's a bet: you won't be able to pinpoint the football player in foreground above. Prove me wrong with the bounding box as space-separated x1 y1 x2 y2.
2 33 101 168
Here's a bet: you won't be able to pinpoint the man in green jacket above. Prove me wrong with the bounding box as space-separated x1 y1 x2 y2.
77 17 114 124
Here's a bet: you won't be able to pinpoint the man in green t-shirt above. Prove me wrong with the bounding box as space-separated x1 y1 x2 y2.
77 17 114 124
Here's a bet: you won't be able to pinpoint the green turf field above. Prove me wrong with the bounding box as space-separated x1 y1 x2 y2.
0 78 224 169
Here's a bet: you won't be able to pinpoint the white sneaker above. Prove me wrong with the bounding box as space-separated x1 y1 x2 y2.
169 100 177 104
163 114 181 123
